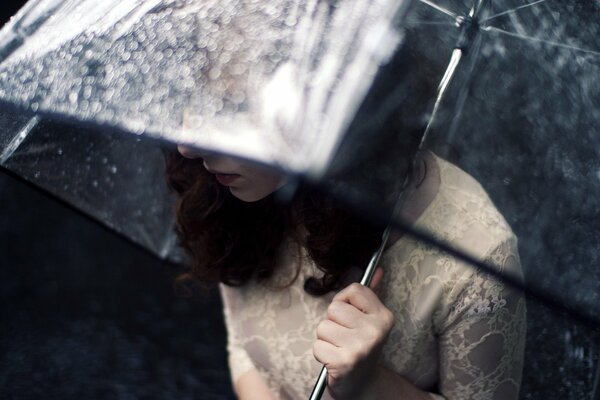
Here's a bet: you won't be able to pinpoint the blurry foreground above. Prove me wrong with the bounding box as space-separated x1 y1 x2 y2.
0 172 235 400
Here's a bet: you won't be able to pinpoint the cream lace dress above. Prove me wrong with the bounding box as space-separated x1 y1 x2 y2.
219 155 527 399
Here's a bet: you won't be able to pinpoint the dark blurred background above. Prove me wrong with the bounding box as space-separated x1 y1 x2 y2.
0 1 598 399
0 170 234 399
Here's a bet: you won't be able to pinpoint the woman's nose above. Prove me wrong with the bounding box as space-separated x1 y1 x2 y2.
177 145 204 159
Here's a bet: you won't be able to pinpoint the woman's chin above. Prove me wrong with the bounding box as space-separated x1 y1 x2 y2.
229 187 269 203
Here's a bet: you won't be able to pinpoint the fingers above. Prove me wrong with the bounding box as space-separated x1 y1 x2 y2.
332 282 383 315
369 267 384 293
316 319 354 347
326 300 364 329
313 338 346 369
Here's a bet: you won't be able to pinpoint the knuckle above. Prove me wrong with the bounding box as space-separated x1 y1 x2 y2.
313 339 326 355
382 309 395 328
313 341 322 360
341 283 361 299
341 351 356 369
364 324 381 341
316 320 329 338
349 282 364 294
327 301 340 318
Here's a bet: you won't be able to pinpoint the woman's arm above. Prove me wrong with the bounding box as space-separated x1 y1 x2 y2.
434 240 526 399
321 365 434 400
235 368 277 400
314 241 526 400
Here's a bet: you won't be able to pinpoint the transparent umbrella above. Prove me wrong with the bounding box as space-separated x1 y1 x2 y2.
0 0 412 261
1 0 600 398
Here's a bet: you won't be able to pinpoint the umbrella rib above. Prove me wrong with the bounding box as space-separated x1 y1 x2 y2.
0 116 40 164
420 49 463 148
401 19 456 27
482 26 600 57
482 0 550 23
416 0 458 19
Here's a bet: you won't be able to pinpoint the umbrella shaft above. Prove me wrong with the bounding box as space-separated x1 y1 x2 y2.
309 227 391 399
309 366 328 400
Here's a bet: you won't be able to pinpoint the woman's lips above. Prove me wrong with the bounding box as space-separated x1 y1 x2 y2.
215 173 241 186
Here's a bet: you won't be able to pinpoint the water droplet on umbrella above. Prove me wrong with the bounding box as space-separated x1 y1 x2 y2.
208 68 221 80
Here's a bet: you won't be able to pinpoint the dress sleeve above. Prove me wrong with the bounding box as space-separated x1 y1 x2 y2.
219 284 257 384
435 238 527 399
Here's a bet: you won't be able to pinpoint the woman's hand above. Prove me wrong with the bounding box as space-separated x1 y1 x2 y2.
313 268 394 399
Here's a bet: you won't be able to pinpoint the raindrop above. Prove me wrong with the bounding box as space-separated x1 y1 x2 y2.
83 86 92 99
68 92 78 104
92 180 99 188
57 148 63 156
208 68 221 80
102 157 108 164
231 91 246 104
285 15 297 26
220 51 232 64
30 102 39 112
34 171 41 179
230 63 246 75
109 165 118 174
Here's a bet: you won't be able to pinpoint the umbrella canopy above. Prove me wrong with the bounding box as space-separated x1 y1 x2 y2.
1 0 599 321
1 0 600 396
0 0 411 260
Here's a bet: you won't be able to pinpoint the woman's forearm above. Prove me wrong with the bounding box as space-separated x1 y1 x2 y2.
235 368 277 400
323 365 437 400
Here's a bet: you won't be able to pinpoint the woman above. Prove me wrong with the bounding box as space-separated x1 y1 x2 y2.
166 141 526 399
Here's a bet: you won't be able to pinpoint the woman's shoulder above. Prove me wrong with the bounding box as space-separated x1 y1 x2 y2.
418 154 517 259
380 156 523 329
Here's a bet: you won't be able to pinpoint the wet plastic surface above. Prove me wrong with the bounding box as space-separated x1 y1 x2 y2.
1 1 600 398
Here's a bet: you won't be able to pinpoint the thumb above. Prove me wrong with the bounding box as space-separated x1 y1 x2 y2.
368 267 384 294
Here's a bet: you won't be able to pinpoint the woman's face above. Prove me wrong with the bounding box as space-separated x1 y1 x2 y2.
177 145 286 202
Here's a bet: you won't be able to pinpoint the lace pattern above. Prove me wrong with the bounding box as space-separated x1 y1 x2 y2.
220 155 526 399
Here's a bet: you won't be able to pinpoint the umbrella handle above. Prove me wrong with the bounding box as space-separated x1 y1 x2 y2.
309 366 328 400
308 226 391 399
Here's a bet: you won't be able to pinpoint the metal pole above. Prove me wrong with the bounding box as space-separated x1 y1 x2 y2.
308 227 391 400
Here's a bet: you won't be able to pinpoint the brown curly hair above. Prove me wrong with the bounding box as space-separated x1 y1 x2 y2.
165 150 388 296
